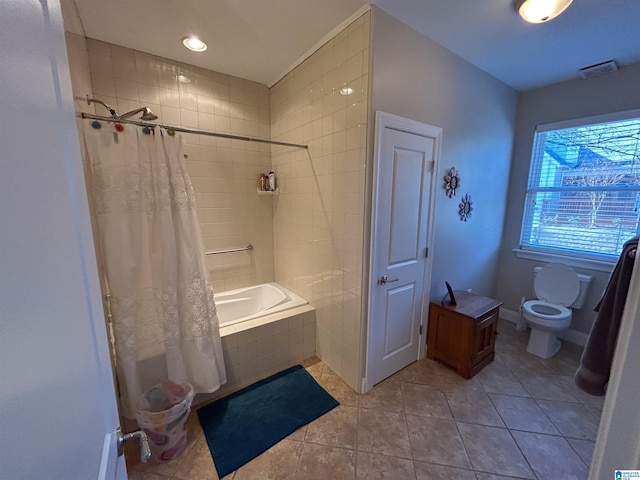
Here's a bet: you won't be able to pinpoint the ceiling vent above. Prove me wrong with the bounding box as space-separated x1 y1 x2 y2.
579 60 618 80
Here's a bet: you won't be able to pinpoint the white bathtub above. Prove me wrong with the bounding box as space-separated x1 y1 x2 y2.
215 282 308 328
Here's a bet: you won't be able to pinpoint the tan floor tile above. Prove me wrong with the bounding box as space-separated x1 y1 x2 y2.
584 403 604 421
172 434 219 480
438 375 485 396
556 375 607 406
287 425 308 442
401 358 480 390
436 366 487 392
541 351 580 376
475 474 531 480
186 412 204 437
305 405 357 449
567 438 595 466
401 383 452 419
536 399 599 440
518 374 578 402
489 394 560 435
414 461 476 480
496 350 553 378
303 357 324 380
512 431 589 480
475 365 529 397
127 472 172 480
355 452 415 480
393 359 442 385
446 390 505 427
357 408 412 458
457 423 533 478
318 370 359 407
406 415 470 469
359 377 404 412
296 443 356 479
234 439 303 480
494 339 529 357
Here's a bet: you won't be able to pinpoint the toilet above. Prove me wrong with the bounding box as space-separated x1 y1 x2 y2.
522 263 592 358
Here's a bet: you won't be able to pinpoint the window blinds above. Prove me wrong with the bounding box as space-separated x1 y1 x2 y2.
520 116 640 258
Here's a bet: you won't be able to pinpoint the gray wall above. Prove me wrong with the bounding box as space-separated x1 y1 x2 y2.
370 7 518 299
496 62 640 334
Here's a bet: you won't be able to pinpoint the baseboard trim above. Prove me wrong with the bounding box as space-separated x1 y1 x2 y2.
499 308 588 347
361 377 370 394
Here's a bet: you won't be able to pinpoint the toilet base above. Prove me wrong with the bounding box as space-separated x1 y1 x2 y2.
526 327 562 359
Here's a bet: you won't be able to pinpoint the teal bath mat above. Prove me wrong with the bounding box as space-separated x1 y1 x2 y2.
197 365 339 477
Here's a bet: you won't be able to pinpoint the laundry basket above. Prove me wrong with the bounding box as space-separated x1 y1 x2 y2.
136 381 194 463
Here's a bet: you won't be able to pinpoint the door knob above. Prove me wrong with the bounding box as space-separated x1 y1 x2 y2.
379 275 399 285
117 427 152 463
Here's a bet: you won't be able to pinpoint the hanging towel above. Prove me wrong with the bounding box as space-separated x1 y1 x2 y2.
574 236 638 396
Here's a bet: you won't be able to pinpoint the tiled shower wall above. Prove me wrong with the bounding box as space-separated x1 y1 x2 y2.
65 11 373 391
270 12 371 389
67 33 275 292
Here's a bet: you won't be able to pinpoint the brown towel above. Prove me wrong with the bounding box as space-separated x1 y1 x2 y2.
574 236 638 396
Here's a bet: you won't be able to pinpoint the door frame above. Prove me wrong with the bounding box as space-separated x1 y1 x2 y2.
363 111 442 393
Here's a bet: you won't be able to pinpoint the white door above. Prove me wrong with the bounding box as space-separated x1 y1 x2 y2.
0 1 127 478
367 112 442 387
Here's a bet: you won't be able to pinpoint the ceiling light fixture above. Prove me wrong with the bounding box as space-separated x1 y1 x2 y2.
514 0 573 23
177 74 191 83
339 87 354 96
182 36 207 52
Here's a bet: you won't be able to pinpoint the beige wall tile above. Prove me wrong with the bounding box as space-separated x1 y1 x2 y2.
270 12 370 389
67 37 274 291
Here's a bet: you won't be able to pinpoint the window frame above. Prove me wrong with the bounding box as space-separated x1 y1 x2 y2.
517 108 640 271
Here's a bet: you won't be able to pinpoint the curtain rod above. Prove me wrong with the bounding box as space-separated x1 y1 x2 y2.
80 113 308 150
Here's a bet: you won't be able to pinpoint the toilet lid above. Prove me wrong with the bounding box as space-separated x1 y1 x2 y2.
534 263 580 306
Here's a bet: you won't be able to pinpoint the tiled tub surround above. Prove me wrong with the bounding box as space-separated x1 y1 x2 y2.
216 305 316 398
270 12 371 390
126 320 601 480
74 34 275 292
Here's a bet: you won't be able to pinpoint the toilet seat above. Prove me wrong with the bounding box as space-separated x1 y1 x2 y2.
523 300 570 318
522 300 571 326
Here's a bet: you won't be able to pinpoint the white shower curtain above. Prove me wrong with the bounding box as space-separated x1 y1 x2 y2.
83 121 226 418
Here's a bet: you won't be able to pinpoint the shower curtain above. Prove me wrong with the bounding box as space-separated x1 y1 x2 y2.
83 121 226 418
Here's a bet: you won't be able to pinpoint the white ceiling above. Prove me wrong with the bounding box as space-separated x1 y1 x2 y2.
64 0 640 91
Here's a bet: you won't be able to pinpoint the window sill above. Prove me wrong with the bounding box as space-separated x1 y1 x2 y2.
512 248 615 272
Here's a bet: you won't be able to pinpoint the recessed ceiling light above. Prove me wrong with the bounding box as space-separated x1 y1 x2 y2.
182 36 207 52
515 0 573 23
177 74 191 83
339 87 354 96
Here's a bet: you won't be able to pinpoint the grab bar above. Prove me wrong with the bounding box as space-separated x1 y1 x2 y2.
206 244 253 255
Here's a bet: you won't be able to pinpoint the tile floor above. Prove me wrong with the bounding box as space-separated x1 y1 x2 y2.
126 320 604 480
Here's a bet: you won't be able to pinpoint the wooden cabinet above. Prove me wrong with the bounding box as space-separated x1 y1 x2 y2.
427 291 502 379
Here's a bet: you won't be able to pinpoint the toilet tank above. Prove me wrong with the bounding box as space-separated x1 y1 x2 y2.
533 266 593 308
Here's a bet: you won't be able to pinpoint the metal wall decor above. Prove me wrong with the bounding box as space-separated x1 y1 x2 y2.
444 167 461 198
459 193 473 221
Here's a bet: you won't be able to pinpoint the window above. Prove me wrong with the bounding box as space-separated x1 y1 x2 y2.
520 111 640 261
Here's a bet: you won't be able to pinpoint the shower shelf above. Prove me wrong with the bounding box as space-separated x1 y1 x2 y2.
257 188 279 196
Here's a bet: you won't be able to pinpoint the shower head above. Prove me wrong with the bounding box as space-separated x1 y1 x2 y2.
118 106 158 121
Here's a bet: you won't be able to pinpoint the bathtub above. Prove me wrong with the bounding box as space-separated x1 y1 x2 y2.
209 282 316 399
215 282 308 328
